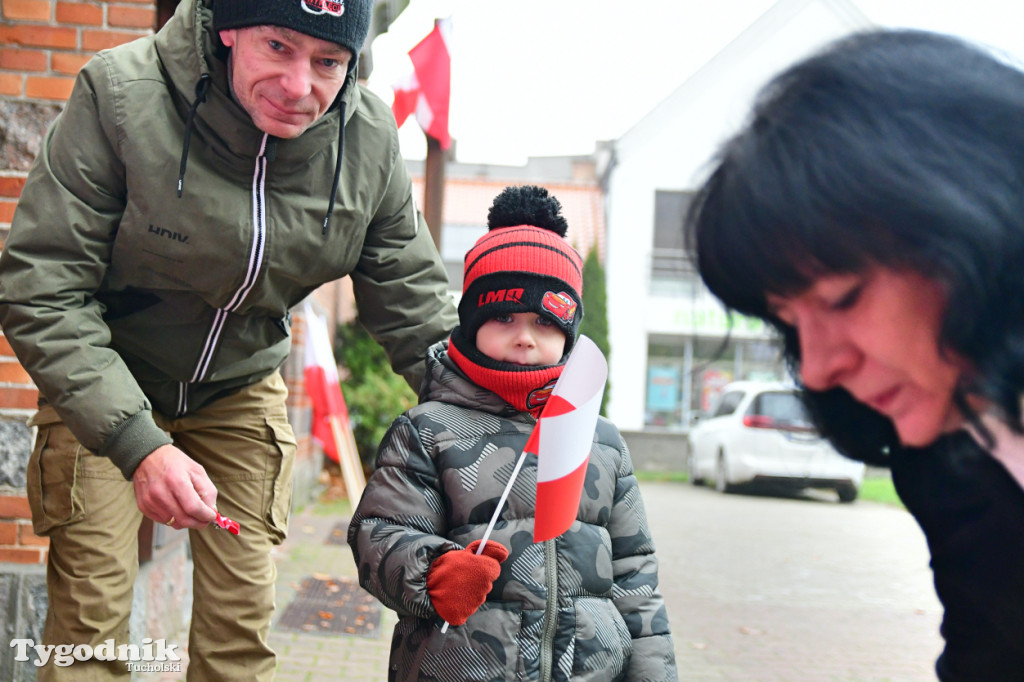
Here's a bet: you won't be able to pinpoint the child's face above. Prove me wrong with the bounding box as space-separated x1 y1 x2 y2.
476 313 566 366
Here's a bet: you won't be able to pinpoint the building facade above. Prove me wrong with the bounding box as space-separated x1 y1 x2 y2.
603 0 873 433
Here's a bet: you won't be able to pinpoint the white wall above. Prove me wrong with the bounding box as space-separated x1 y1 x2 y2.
605 0 872 430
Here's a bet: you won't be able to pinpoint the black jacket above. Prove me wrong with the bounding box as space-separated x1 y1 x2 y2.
892 431 1024 681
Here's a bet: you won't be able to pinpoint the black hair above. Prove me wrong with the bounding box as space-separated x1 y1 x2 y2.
685 29 1024 464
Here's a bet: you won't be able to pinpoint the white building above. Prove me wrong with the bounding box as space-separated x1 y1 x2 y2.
604 0 873 432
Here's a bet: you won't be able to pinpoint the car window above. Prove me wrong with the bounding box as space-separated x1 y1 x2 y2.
712 391 744 418
750 391 813 428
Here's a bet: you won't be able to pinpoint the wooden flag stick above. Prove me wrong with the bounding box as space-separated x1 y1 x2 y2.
439 446 530 634
329 414 366 503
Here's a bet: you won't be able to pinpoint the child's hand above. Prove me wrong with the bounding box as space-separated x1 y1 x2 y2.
427 540 509 626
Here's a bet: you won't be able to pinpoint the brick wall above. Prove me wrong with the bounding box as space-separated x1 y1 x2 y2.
0 0 154 102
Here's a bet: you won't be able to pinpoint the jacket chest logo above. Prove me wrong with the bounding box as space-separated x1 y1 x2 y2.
148 224 189 244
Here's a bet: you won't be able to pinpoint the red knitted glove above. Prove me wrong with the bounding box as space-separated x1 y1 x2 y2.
427 540 510 626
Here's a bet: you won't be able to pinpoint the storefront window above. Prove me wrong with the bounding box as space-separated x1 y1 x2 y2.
645 335 787 429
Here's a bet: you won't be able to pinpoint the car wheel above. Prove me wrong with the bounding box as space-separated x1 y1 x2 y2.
687 451 705 486
836 483 858 503
714 451 734 494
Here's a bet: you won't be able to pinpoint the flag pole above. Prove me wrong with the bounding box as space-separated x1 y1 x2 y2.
421 16 449 253
440 446 530 634
422 132 446 252
329 414 365 503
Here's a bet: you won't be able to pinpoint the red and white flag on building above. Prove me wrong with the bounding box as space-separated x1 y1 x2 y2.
302 303 349 464
530 336 608 542
391 17 452 149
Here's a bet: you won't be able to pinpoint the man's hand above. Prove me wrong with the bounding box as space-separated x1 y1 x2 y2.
132 444 219 529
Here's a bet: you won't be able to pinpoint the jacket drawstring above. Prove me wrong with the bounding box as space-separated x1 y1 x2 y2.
323 100 346 235
177 74 212 198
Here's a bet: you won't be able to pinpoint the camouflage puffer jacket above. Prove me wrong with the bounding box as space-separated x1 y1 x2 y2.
348 342 677 682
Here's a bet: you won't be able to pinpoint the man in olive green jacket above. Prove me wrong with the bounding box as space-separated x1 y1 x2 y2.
0 0 456 678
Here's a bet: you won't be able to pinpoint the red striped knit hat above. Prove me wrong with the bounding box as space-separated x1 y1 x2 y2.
457 185 584 352
448 185 584 414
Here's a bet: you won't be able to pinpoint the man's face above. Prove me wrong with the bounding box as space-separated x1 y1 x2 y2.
219 25 351 139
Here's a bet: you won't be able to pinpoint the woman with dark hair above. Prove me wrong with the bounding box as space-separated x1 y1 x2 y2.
686 29 1024 681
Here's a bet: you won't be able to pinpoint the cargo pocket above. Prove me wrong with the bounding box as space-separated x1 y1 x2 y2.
264 415 297 545
25 409 87 536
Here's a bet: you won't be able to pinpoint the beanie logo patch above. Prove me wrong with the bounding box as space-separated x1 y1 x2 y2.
526 379 558 410
542 291 577 324
301 0 344 17
478 288 524 307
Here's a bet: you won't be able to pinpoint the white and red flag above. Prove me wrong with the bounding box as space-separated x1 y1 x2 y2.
302 303 348 464
391 17 452 149
530 336 608 542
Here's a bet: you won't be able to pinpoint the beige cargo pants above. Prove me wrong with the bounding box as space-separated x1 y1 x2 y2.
25 371 296 681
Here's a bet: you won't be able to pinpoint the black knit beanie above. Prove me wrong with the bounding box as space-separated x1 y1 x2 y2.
213 0 372 65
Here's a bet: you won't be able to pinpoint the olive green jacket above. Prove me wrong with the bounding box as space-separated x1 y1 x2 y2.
0 0 456 478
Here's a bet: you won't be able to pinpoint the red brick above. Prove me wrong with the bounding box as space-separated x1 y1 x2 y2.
18 523 48 547
0 546 45 563
0 495 31 520
0 25 77 50
0 336 13 356
0 360 31 384
0 47 47 72
25 74 74 100
108 4 152 29
50 50 89 74
82 28 146 51
0 521 17 545
0 385 38 409
0 176 26 198
0 72 23 96
0 199 16 222
55 1 101 25
2 0 52 21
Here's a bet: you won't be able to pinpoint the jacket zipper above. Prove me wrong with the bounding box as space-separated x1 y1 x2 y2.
176 133 270 416
539 538 558 682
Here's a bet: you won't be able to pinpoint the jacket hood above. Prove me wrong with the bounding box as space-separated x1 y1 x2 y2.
420 341 527 419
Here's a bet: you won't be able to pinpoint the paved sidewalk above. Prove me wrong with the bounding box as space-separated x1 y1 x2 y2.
142 478 942 681
267 480 943 682
268 503 395 681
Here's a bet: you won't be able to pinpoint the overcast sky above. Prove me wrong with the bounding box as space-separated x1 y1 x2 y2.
363 1 1024 166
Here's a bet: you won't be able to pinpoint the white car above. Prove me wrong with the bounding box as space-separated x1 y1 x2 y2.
687 381 865 502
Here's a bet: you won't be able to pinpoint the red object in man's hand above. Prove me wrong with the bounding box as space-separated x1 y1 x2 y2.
214 512 240 535
427 540 509 626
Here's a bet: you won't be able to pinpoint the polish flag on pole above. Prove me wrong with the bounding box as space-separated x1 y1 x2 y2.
391 17 452 150
303 303 347 464
532 336 608 542
303 303 366 500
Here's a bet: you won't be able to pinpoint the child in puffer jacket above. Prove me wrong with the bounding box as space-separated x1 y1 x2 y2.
348 185 678 682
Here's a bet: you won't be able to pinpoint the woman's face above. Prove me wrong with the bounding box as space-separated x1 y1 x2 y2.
766 267 967 447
